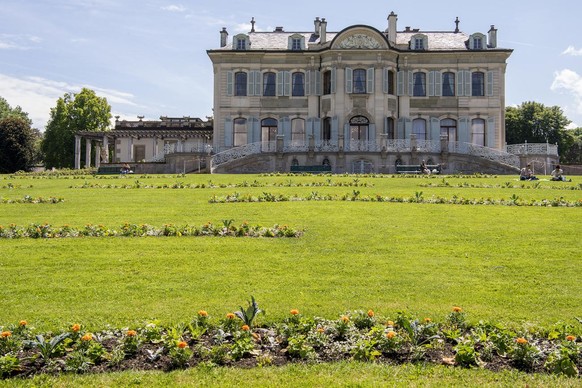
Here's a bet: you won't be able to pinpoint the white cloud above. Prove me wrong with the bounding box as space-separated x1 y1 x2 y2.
562 46 582 56
0 34 42 50
566 122 578 129
161 4 186 12
551 69 582 115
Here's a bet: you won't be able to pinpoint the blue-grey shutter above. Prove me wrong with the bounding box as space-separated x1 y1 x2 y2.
277 117 284 135
397 71 405 96
382 68 389 94
368 123 376 142
284 71 291 96
459 117 470 143
306 117 314 138
277 71 284 96
397 118 405 139
247 71 254 96
248 117 260 143
486 70 494 96
287 36 293 50
430 117 440 141
404 118 412 139
464 70 471 97
226 71 233 96
330 67 336 94
344 123 350 149
434 71 442 97
314 70 322 95
367 67 374 94
487 117 496 147
428 71 435 96
331 116 339 142
305 70 312 96
456 71 464 97
345 68 353 94
282 116 291 146
313 118 321 141
408 71 414 97
254 71 261 96
224 117 233 147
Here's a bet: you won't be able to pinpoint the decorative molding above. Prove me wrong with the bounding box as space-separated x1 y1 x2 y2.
337 34 382 49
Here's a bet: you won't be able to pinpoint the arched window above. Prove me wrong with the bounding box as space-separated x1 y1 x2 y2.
263 72 276 96
442 72 455 96
413 72 426 96
471 118 485 146
440 118 457 142
472 72 485 96
292 72 305 96
412 118 426 140
350 116 369 141
233 118 247 146
322 117 331 142
235 72 247 96
353 69 367 94
261 118 278 142
291 118 305 142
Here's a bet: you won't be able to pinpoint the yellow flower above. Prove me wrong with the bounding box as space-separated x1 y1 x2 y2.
516 337 528 345
423 318 432 323
177 341 188 349
341 315 350 323
19 320 27 327
317 327 325 334
126 330 137 337
241 325 250 331
71 324 81 332
198 310 208 317
566 335 576 342
386 320 395 327
452 306 462 313
226 313 235 319
367 310 375 318
81 333 93 341
252 333 260 341
290 309 300 315
386 331 397 339
1 331 11 338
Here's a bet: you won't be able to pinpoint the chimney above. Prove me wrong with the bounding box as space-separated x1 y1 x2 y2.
488 25 497 48
274 26 284 32
314 17 321 36
387 11 397 44
220 27 228 48
320 18 327 44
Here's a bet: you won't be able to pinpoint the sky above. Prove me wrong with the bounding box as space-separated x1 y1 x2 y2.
1 0 581 131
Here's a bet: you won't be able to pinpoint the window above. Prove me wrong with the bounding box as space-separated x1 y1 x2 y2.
261 118 278 142
291 38 302 50
411 34 427 51
471 118 485 146
291 118 305 142
469 33 486 50
414 38 424 50
353 69 366 94
288 34 305 50
292 72 305 96
323 70 332 95
233 34 249 50
474 37 483 49
442 72 455 96
322 117 331 142
472 72 484 96
263 72 276 96
413 72 426 96
233 118 247 146
440 119 457 141
386 117 395 139
235 72 247 96
349 116 369 141
387 70 395 95
412 118 426 140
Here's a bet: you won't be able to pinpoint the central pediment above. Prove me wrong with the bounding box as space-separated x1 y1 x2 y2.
337 34 382 49
331 26 389 50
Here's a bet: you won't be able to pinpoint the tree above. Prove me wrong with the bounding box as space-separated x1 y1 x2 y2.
559 127 582 164
505 102 571 145
0 116 36 173
0 97 32 126
42 88 111 169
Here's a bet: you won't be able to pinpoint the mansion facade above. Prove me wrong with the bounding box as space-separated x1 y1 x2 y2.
207 12 518 173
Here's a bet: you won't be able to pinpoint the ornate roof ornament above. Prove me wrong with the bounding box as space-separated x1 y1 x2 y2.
337 34 381 49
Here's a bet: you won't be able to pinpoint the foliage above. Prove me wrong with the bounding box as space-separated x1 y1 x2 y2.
0 116 37 173
42 88 111 169
0 354 20 378
544 339 580 377
234 296 264 327
505 101 570 145
30 333 69 360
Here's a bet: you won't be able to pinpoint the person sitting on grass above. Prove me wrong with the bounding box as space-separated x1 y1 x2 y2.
520 163 538 181
550 164 571 182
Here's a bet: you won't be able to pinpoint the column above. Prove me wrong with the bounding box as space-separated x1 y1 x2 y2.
74 135 81 169
85 138 92 168
128 138 134 162
102 135 109 163
94 144 101 168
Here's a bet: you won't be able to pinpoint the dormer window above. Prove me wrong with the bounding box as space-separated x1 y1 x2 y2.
410 34 428 51
233 34 250 50
469 33 486 50
288 34 305 50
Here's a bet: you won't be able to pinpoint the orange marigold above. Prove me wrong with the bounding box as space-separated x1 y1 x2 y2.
317 327 325 334
566 335 576 342
71 324 81 332
367 310 375 318
341 315 350 323
126 330 137 337
198 310 208 317
241 325 250 331
177 341 188 349
516 337 528 345
386 320 395 327
386 331 397 339
452 306 462 313
81 333 93 341
19 320 27 327
1 331 11 338
423 318 432 323
226 313 235 319
290 309 300 315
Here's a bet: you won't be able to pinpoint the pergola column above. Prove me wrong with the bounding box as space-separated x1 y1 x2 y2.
85 138 92 168
102 135 109 163
74 135 81 169
94 144 101 168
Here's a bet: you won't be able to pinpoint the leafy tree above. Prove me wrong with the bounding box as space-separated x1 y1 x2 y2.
42 88 111 169
0 116 36 173
505 102 571 145
0 97 32 126
559 127 582 164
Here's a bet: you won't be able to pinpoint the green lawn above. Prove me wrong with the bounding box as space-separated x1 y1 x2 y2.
0 172 580 385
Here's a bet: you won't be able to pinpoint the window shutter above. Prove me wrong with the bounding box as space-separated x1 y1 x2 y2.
430 117 440 141
345 67 353 94
384 116 389 135
306 117 314 137
382 68 389 94
458 117 470 143
284 71 291 96
276 72 284 96
434 71 442 96
314 70 322 95
248 117 260 143
247 71 254 96
397 118 405 139
404 118 412 139
224 117 233 147
331 116 339 142
282 116 291 146
344 123 350 149
368 123 376 142
330 67 336 94
287 36 292 50
313 118 321 141
487 117 496 147
305 70 312 96
397 71 405 96
464 70 471 97
277 117 284 135
226 71 234 96
428 71 435 96
254 71 261 96
367 67 374 94
407 71 413 96
456 71 464 97
486 70 494 96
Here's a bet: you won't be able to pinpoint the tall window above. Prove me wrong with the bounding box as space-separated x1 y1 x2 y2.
442 72 455 96
291 118 305 142
471 118 485 146
413 72 426 96
349 116 369 141
291 38 302 50
387 70 395 95
412 118 426 140
263 72 276 96
323 70 332 95
235 72 247 96
322 117 331 142
414 37 424 50
472 72 485 96
353 69 366 94
386 117 395 139
440 118 457 141
235 38 247 50
292 72 305 96
233 118 247 146
261 118 277 142
473 37 483 49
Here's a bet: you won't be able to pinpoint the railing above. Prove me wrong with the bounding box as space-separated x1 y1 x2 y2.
211 142 275 171
449 142 520 168
146 143 211 162
505 143 559 156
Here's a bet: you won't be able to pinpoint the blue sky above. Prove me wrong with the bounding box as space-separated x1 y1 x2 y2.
1 0 581 132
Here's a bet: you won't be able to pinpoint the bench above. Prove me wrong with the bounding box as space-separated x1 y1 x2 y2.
96 166 135 175
396 164 441 174
290 165 332 173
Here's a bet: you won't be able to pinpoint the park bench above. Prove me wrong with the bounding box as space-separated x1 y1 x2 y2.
396 164 441 174
96 165 135 175
290 165 332 174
